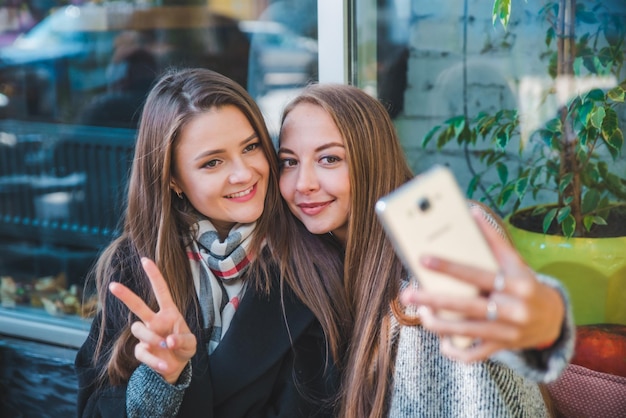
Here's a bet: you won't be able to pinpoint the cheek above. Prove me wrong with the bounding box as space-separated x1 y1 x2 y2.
279 172 294 198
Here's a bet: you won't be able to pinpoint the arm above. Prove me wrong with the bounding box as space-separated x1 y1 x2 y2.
75 308 128 417
491 272 575 382
399 203 574 379
75 258 197 417
125 362 192 418
75 313 192 418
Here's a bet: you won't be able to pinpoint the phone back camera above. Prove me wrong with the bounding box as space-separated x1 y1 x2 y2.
417 198 431 212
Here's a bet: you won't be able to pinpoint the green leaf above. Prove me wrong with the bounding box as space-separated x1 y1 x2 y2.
577 10 597 24
577 100 594 126
561 215 576 238
585 89 605 101
545 26 555 47
605 129 624 160
557 206 571 223
573 56 583 75
559 173 574 194
467 175 479 198
492 0 512 29
436 125 456 149
545 118 562 133
495 129 510 149
582 189 600 213
496 162 509 184
543 208 557 233
458 123 472 145
593 216 608 226
583 215 594 232
445 115 466 132
538 129 554 147
608 86 625 102
422 125 441 148
589 106 606 129
499 184 515 207
602 108 620 141
532 206 548 216
515 176 529 199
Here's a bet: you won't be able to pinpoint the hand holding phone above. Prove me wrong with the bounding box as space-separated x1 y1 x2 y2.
375 165 499 348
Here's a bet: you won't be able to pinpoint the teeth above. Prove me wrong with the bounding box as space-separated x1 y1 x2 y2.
227 186 253 198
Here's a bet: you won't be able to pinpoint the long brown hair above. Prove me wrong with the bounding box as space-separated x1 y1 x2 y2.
281 84 414 417
90 69 348 388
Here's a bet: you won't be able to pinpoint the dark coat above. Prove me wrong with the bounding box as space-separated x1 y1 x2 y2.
75 259 338 418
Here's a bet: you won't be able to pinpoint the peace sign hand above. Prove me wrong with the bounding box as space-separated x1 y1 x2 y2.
399 206 565 363
109 257 197 384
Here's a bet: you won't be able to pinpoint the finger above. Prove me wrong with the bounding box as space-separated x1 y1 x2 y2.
109 281 155 323
130 321 167 348
166 332 197 358
399 287 422 306
134 342 168 372
470 207 522 269
440 337 503 363
141 257 176 310
422 289 535 325
420 310 520 343
420 255 497 293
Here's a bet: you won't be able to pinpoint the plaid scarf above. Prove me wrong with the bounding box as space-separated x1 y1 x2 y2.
188 220 255 354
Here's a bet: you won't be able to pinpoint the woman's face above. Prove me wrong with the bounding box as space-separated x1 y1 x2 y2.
278 102 351 244
170 105 269 238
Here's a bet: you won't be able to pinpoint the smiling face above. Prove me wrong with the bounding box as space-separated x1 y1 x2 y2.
278 102 351 244
170 105 269 238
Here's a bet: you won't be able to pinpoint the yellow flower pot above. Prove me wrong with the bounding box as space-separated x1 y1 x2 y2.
505 216 626 325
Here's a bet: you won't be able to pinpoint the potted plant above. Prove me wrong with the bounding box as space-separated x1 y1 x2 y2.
423 0 626 324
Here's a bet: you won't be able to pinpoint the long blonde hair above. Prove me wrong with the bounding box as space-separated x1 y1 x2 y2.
281 84 414 417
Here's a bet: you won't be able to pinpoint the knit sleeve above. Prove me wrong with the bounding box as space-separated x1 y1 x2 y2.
467 201 575 382
126 361 192 418
491 273 575 383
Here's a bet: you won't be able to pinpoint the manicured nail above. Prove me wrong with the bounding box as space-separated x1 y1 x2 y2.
421 256 438 267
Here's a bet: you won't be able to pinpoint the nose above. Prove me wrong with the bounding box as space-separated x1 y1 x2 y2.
228 157 253 184
295 164 319 194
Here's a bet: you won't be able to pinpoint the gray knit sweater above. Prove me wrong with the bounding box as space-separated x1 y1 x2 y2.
388 274 575 418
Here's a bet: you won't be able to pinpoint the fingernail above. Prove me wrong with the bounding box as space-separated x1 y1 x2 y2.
158 361 167 371
421 256 438 268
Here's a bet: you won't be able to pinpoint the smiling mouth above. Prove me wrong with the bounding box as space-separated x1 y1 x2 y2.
297 200 333 215
298 201 330 209
226 185 254 199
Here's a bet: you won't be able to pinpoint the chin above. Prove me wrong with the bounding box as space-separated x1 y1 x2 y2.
303 223 333 236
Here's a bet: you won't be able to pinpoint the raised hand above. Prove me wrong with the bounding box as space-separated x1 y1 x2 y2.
109 257 197 383
399 206 565 363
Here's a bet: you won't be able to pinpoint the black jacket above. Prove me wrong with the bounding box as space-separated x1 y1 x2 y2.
75 261 338 418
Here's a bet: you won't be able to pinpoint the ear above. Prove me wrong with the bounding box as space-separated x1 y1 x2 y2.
170 178 181 195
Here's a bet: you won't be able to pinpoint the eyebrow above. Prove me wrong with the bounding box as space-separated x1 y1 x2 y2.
278 142 344 155
194 133 258 161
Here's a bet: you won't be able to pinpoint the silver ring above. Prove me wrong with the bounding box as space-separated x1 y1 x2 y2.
493 271 506 292
486 299 498 321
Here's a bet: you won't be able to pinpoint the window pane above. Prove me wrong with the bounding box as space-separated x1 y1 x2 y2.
353 0 626 325
0 0 318 347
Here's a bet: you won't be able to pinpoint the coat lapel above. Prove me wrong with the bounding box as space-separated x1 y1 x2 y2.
208 276 315 404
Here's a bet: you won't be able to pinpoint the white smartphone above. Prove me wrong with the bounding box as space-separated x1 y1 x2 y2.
375 165 499 347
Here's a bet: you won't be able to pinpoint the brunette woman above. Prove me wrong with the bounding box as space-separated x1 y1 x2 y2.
75 69 349 418
278 83 574 418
